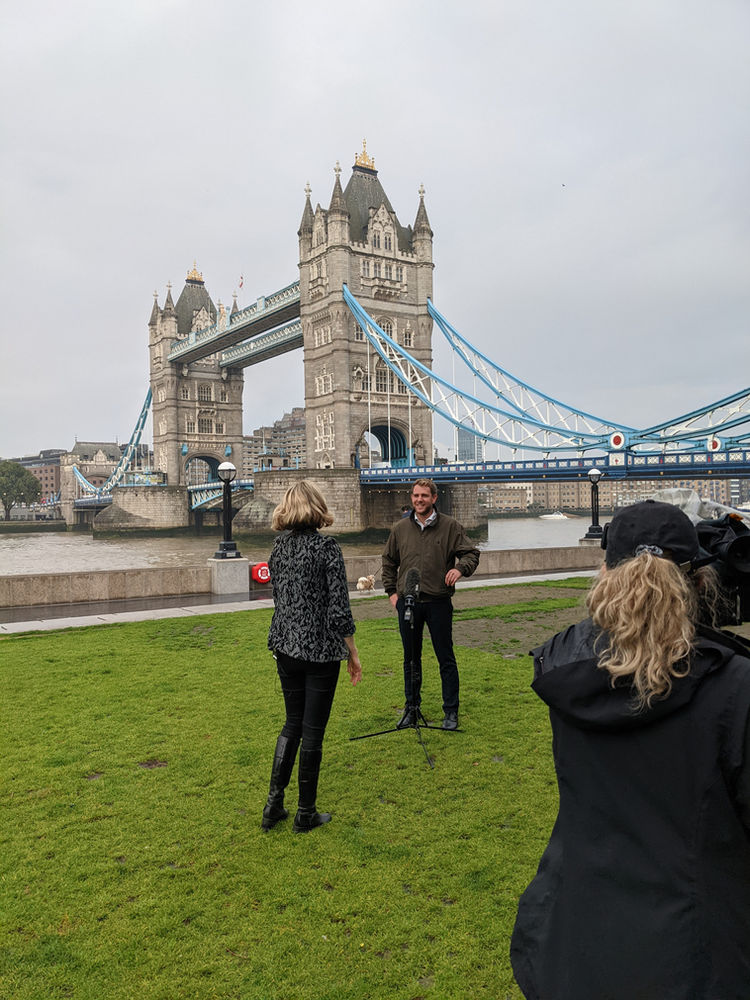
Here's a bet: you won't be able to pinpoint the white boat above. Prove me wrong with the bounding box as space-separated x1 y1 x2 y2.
539 511 568 520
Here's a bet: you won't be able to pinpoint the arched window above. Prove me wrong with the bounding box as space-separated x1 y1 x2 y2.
198 384 212 402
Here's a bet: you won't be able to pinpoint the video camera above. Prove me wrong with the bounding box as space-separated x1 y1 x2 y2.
695 514 750 626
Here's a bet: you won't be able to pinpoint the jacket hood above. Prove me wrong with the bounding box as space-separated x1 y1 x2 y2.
531 620 741 731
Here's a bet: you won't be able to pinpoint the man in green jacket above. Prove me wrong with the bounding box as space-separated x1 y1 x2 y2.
382 478 480 730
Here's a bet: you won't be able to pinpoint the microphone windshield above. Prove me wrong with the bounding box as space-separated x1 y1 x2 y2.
403 568 420 598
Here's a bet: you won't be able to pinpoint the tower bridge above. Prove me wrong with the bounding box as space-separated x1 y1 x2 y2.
68 142 750 530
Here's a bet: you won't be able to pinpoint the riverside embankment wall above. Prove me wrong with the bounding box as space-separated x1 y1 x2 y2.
0 546 604 610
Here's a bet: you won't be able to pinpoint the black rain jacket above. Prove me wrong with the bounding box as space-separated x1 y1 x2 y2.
511 619 750 1000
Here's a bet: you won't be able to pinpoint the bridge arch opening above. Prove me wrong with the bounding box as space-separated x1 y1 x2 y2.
185 455 221 484
357 426 412 468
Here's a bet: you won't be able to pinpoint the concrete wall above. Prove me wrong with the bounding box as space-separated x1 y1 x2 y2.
0 546 602 609
344 545 604 585
0 565 211 609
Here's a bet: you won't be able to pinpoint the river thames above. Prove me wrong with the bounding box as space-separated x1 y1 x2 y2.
0 516 590 576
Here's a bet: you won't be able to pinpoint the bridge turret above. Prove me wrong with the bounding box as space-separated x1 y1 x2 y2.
148 291 160 328
413 184 433 263
327 162 350 246
298 182 314 259
299 143 435 470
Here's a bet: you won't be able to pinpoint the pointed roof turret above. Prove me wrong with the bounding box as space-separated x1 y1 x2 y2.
329 162 348 214
163 282 175 314
231 291 239 316
298 182 314 235
414 183 433 237
149 290 160 326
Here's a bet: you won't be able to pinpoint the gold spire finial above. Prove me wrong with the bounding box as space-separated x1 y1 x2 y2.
334 160 341 177
304 181 312 198
418 183 426 198
354 139 375 171
186 261 203 283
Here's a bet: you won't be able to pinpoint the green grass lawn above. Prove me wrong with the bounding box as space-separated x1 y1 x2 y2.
0 593 567 1000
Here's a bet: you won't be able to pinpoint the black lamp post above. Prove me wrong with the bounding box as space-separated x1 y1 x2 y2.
214 461 241 559
584 467 603 540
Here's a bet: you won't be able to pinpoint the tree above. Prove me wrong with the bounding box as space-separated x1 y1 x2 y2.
0 461 42 520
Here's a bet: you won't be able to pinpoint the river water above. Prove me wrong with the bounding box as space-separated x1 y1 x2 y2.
0 516 590 576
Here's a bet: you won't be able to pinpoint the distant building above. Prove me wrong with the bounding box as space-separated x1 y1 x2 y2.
243 408 307 474
457 425 485 463
10 448 65 501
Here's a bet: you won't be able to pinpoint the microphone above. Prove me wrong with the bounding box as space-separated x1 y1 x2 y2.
403 568 420 622
403 568 420 599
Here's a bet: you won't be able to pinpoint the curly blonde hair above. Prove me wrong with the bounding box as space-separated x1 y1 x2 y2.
587 553 718 710
271 480 334 531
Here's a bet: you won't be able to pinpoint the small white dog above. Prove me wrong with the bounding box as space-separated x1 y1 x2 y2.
356 574 376 591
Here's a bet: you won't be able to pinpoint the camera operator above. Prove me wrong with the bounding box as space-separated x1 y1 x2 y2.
511 499 750 999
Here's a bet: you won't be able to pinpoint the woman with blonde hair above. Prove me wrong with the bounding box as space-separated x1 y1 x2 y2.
262 480 361 833
511 500 750 999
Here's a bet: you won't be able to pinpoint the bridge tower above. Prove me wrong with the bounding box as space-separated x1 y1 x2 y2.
148 264 244 485
298 143 434 469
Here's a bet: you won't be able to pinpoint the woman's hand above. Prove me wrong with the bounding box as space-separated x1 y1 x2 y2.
344 635 362 686
347 653 362 686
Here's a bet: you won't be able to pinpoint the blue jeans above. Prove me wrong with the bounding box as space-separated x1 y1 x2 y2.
275 652 341 752
397 596 459 713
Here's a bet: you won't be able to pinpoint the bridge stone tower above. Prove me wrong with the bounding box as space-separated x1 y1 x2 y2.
148 264 244 485
298 143 434 469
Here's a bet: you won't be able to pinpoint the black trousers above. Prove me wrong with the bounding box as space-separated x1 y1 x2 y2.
397 595 459 713
275 652 341 752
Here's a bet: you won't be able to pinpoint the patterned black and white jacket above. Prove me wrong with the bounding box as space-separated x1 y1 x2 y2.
267 528 356 662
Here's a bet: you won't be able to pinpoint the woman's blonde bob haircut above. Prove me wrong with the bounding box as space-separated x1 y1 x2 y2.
271 480 334 531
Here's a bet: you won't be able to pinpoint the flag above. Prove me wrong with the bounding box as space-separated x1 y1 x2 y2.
239 274 244 290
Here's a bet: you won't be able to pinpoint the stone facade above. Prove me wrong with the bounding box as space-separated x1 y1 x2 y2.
93 486 190 531
149 265 244 486
252 468 365 532
298 144 435 471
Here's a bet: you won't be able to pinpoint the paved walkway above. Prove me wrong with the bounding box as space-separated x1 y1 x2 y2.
0 570 597 635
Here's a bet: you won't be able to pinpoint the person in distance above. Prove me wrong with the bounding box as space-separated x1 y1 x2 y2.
262 480 362 834
511 499 750 999
382 478 479 730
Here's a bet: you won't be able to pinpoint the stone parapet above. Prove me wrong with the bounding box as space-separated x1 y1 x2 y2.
0 546 601 610
0 565 211 609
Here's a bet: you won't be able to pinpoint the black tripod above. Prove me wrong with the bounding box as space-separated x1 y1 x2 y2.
350 590 460 768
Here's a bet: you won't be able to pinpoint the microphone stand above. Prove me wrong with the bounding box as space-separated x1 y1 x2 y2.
350 583 460 769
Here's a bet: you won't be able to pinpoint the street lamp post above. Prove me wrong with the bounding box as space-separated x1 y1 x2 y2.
584 467 603 540
214 462 241 559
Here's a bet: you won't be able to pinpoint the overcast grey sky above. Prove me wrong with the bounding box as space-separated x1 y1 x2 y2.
2 0 748 460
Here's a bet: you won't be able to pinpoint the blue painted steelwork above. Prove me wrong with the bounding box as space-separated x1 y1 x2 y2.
72 390 153 496
346 286 750 458
360 448 750 485
344 285 615 452
427 298 634 437
219 320 303 368
167 282 301 365
187 478 255 510
73 494 113 509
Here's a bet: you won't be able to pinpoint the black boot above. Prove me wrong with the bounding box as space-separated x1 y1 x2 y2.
293 748 332 833
261 734 299 831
